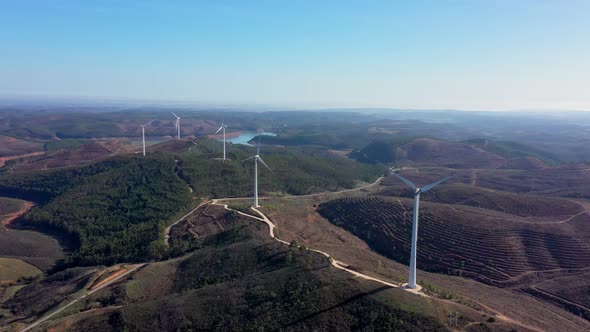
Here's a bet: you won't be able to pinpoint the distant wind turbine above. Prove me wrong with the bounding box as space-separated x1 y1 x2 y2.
170 112 181 139
141 119 155 156
242 136 273 207
215 120 228 160
392 171 452 289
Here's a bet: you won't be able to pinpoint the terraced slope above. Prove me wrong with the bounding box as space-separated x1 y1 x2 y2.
317 196 590 287
8 215 471 332
380 168 590 199
147 139 196 154
378 183 584 221
397 138 506 169
7 140 136 172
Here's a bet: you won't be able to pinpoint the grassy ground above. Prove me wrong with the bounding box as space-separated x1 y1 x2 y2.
254 188 590 332
22 214 503 332
0 258 42 282
0 285 25 305
0 197 24 216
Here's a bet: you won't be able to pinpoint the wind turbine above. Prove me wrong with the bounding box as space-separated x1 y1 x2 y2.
215 120 228 160
392 171 451 289
171 112 180 139
242 136 273 207
140 119 155 156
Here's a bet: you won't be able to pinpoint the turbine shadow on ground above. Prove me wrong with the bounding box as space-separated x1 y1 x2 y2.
275 285 392 331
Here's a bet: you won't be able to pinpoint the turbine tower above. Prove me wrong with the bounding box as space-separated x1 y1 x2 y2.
392 171 451 289
242 136 273 207
215 121 228 160
140 119 155 156
171 112 181 139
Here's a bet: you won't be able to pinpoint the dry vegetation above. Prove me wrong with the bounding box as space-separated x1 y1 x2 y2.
256 189 590 331
318 196 590 286
15 215 510 332
378 182 584 220
0 258 42 283
397 138 507 169
0 197 63 272
5 140 137 172
0 135 43 158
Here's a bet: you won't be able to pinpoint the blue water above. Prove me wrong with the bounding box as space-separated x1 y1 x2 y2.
222 132 277 146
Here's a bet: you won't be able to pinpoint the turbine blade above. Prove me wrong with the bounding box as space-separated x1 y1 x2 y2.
215 126 223 134
171 112 178 118
421 176 453 193
375 161 392 175
257 156 274 174
393 172 417 190
241 155 255 162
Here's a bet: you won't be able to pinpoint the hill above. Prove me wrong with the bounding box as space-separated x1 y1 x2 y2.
0 135 43 158
0 257 42 283
463 139 559 165
397 138 507 169
146 139 196 154
2 140 137 173
379 167 590 199
3 210 506 332
177 142 381 197
378 182 583 220
350 137 557 170
317 196 590 287
0 154 193 268
348 137 414 163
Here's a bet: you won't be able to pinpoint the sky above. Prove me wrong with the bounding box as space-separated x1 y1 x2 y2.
1 0 589 111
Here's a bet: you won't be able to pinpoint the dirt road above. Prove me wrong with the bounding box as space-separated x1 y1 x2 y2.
0 201 34 227
0 152 44 168
164 201 210 246
17 264 145 332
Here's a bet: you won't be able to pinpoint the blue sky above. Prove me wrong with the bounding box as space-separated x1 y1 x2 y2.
1 1 589 110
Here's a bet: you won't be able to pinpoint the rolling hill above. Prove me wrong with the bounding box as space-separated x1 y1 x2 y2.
317 196 590 287
2 211 483 332
396 138 507 169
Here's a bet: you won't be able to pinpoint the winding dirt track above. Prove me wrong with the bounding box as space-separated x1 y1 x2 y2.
164 201 211 246
209 200 543 331
17 264 145 332
0 201 34 227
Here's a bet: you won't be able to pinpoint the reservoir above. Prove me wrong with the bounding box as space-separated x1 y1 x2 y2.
223 132 277 146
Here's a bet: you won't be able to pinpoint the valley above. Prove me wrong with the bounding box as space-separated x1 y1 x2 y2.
1 108 590 331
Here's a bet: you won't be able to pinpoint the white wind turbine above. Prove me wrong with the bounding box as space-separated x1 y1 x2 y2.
392 171 451 289
140 119 155 156
170 112 181 139
242 136 273 207
215 120 228 160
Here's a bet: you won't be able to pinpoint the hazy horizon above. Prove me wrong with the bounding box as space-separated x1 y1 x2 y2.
2 1 589 111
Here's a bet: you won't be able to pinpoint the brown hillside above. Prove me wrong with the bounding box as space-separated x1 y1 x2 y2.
169 204 236 242
500 157 545 170
377 183 583 220
317 196 590 287
0 135 43 157
380 168 590 199
10 140 135 172
147 139 196 154
397 138 506 169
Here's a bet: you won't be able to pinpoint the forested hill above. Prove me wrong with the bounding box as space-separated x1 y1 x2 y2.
0 142 382 269
0 154 193 268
